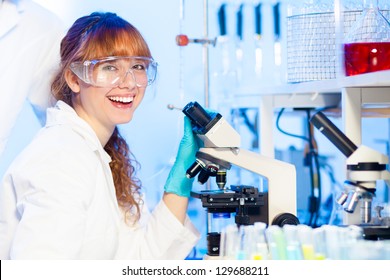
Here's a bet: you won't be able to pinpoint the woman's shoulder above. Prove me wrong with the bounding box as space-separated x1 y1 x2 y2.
9 124 101 175
2 125 102 207
35 125 97 156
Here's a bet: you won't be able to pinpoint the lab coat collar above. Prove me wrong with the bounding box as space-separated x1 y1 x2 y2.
0 0 26 39
46 101 112 164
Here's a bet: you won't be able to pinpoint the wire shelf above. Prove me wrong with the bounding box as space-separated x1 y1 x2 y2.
286 10 390 83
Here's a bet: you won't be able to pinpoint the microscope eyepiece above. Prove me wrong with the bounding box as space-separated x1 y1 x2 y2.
310 111 357 157
182 101 222 135
182 101 212 128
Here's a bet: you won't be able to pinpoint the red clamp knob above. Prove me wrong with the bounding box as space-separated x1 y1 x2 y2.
176 34 190 46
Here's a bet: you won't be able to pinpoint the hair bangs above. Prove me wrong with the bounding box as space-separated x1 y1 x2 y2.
81 21 151 60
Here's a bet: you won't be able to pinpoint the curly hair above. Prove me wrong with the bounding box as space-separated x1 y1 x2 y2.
105 127 142 222
51 12 152 222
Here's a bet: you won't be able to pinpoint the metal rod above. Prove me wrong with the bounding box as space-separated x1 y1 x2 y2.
203 0 212 236
203 0 210 108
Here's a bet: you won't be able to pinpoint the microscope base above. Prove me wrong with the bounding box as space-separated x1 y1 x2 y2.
360 225 390 240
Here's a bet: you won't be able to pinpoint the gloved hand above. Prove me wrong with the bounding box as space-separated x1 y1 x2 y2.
164 116 199 197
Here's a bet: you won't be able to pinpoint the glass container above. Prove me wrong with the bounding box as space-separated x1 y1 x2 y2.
344 0 390 76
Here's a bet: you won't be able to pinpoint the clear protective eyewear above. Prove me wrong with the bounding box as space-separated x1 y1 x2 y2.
70 56 158 88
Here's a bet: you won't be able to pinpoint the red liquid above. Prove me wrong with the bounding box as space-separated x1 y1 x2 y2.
344 42 390 76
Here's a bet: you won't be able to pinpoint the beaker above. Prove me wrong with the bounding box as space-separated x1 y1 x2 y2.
343 0 390 76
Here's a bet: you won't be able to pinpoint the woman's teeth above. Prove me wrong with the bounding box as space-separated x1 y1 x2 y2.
108 96 133 104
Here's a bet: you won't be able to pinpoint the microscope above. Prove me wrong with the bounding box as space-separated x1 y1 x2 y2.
182 101 299 257
310 111 390 240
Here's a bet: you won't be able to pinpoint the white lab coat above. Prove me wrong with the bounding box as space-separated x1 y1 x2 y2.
0 0 64 158
0 101 200 259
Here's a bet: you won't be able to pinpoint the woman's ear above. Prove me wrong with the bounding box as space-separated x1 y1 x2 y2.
64 69 81 93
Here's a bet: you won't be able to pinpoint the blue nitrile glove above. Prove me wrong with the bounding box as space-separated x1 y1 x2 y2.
164 116 199 197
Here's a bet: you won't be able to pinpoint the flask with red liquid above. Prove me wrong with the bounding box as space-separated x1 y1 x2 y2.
344 0 390 76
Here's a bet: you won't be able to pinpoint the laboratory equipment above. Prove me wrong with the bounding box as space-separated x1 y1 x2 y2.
266 225 287 260
182 101 299 257
296 224 315 260
248 222 269 260
207 212 234 256
286 0 337 82
254 3 264 81
176 34 217 47
310 111 390 240
273 2 282 84
218 224 239 259
312 226 327 259
344 0 390 76
283 224 304 260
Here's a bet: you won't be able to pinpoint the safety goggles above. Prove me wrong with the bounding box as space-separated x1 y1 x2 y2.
70 56 158 88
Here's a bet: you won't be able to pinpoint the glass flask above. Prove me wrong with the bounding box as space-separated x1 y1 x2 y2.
344 0 390 76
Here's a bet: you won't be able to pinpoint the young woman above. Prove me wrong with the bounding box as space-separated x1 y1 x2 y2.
0 12 200 259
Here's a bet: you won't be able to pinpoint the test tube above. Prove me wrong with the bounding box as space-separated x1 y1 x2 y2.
283 225 303 260
266 225 287 260
348 240 388 260
219 224 239 260
323 225 349 260
241 223 269 260
312 227 327 260
322 225 340 259
236 226 249 260
297 224 315 260
235 224 268 260
252 222 269 260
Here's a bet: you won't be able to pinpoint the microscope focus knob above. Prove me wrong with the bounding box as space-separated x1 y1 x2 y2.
271 213 300 226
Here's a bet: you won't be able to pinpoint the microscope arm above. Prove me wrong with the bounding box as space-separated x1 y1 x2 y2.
199 147 297 224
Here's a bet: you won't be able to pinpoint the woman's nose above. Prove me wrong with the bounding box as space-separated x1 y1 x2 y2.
119 70 137 89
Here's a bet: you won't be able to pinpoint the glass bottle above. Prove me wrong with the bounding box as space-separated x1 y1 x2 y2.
344 0 390 76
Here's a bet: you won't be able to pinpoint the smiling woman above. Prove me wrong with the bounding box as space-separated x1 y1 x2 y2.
0 11 200 260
